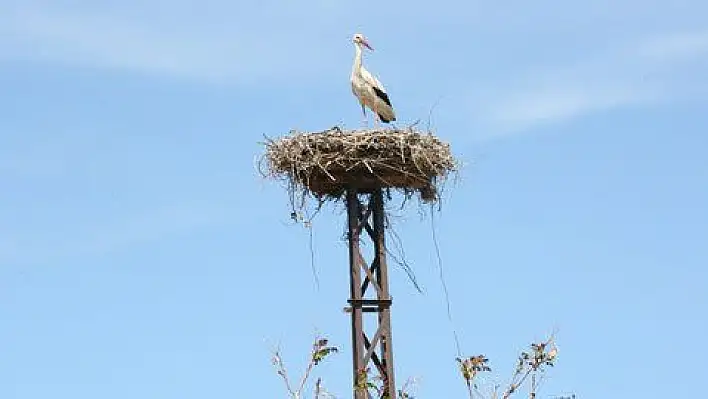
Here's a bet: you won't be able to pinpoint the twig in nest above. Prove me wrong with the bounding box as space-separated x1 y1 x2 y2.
260 126 459 217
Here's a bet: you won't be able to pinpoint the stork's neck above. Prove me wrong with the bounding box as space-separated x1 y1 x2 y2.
352 44 363 72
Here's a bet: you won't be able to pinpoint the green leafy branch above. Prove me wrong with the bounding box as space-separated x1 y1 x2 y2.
455 334 559 399
271 336 339 398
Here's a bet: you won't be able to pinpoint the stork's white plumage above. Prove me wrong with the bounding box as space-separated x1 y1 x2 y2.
350 33 396 127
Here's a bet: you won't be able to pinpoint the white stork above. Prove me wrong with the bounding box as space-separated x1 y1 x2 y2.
350 33 396 127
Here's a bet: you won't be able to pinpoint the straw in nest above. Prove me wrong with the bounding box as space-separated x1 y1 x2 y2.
261 126 458 204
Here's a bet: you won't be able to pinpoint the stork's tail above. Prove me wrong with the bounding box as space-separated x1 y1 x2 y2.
378 114 395 123
377 107 396 123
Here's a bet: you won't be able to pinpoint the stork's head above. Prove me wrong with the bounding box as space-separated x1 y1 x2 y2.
352 33 373 51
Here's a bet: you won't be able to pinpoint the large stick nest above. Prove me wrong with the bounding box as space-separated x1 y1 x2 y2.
260 126 459 203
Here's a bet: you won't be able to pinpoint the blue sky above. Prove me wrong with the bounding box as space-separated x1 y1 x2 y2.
1 0 707 397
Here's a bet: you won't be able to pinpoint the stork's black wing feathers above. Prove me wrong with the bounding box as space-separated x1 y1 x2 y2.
372 86 392 107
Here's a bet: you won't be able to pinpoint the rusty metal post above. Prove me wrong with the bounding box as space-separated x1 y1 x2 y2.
347 189 367 399
346 188 396 399
372 189 396 396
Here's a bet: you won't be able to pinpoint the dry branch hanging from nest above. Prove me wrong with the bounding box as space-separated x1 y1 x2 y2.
261 126 458 204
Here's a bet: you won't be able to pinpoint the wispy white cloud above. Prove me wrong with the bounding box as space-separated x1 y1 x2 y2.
5 1 663 86
470 31 708 137
637 31 708 64
1 7 254 84
0 3 352 85
484 86 659 133
2 1 707 131
0 202 233 265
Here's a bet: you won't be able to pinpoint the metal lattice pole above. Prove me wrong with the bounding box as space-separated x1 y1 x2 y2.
346 188 396 399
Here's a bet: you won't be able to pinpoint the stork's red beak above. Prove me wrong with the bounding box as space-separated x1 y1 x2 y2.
362 40 374 51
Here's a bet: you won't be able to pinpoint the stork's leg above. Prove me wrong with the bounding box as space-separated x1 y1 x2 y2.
361 103 368 128
372 105 380 128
